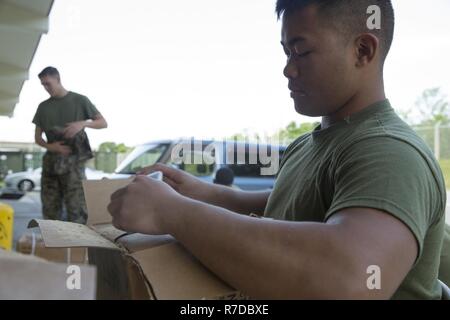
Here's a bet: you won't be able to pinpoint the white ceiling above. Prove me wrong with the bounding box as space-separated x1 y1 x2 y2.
0 0 54 117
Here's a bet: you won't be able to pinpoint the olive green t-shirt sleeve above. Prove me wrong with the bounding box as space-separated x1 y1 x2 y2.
32 104 43 127
325 136 443 259
81 95 100 119
439 224 450 287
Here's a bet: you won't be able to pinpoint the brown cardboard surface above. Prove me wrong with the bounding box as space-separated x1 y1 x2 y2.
90 223 128 243
17 231 88 264
131 242 236 300
28 219 118 250
0 249 96 300
30 177 243 300
88 248 132 299
83 178 133 225
30 219 241 299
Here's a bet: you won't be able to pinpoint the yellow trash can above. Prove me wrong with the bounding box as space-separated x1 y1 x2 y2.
0 202 14 251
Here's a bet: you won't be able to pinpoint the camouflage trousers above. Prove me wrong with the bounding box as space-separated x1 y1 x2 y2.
41 153 88 224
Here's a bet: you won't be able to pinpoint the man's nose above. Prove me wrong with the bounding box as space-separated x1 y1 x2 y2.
283 59 299 79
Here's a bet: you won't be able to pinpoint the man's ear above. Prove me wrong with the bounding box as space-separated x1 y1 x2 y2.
354 33 379 68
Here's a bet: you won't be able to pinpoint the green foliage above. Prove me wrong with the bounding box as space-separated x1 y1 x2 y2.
98 142 132 153
402 87 450 126
416 88 450 126
275 121 319 141
439 159 450 189
228 133 247 141
115 143 130 153
228 122 319 144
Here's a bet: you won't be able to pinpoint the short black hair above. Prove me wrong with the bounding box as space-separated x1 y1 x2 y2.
213 167 235 186
276 0 395 62
38 66 60 79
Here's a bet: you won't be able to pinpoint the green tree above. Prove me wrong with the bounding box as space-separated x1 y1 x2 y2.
98 142 115 153
115 143 131 153
414 87 449 126
275 121 319 142
407 88 450 159
228 133 247 142
228 122 319 144
98 142 132 153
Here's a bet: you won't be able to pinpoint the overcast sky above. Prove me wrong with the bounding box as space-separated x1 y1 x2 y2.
1 0 449 148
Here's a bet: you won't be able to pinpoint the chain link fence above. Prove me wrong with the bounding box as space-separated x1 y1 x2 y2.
414 124 450 161
413 124 450 189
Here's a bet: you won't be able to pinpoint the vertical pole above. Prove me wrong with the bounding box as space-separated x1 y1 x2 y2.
434 122 441 160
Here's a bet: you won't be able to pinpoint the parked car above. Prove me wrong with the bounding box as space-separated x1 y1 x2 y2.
112 139 286 191
4 167 111 192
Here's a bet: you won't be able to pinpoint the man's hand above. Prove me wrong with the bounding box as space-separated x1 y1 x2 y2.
138 163 214 202
138 163 270 215
107 175 184 234
49 141 72 156
63 121 86 139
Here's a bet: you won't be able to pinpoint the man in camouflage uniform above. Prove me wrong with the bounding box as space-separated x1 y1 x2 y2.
33 67 108 224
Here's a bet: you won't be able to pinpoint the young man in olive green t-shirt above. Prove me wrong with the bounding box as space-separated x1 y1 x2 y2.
106 1 447 299
32 67 108 224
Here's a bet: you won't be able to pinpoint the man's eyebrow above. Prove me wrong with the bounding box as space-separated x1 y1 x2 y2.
280 36 306 47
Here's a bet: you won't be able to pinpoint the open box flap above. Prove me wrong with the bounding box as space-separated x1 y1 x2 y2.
131 242 237 300
28 219 118 250
90 223 128 243
82 177 134 225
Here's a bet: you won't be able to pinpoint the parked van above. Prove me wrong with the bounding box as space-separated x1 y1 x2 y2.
113 139 286 191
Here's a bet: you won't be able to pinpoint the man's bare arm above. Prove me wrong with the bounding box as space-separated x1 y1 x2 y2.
63 114 108 138
207 185 270 215
109 177 418 299
34 126 47 149
84 114 108 129
164 203 417 299
140 163 270 215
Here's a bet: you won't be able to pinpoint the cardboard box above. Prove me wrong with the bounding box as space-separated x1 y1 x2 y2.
83 178 134 225
17 230 88 264
29 219 243 300
0 248 96 300
28 177 244 300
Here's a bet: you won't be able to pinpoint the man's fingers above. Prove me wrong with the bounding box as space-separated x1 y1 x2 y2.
151 163 183 183
107 199 125 221
61 146 72 155
110 186 127 200
107 199 118 216
137 163 168 174
137 163 186 188
63 126 73 134
136 165 158 175
163 176 178 190
64 131 75 139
